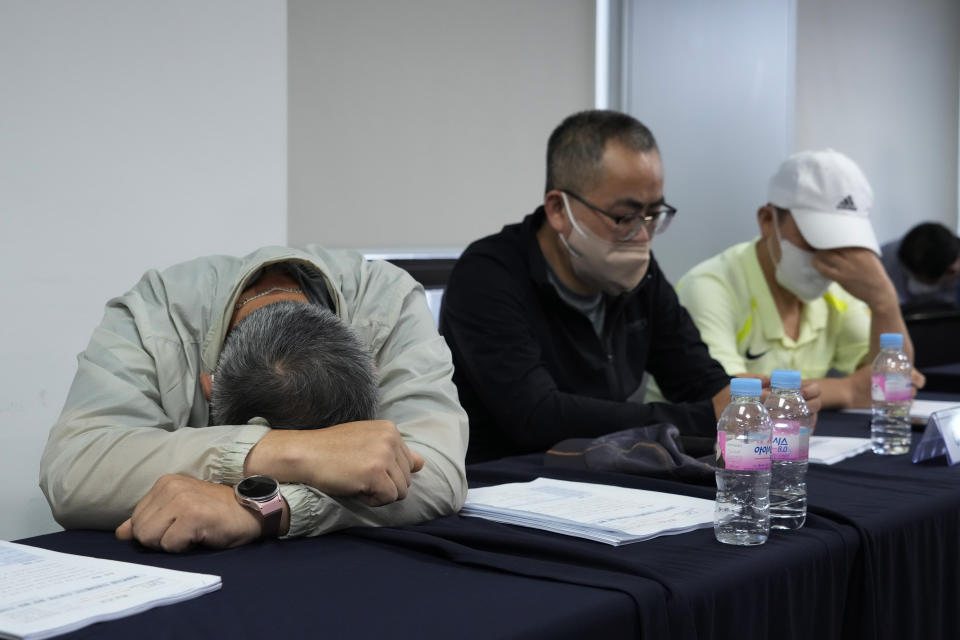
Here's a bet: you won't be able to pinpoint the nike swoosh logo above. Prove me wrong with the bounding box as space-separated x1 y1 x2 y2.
745 348 768 360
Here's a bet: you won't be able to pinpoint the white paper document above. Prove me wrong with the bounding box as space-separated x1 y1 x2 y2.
909 399 960 421
842 399 960 423
808 435 872 465
0 541 221 640
460 477 715 546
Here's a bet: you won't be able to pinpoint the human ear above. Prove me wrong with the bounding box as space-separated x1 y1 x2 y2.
543 190 569 234
757 205 776 239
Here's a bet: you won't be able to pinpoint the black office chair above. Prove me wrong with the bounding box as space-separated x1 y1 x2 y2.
382 257 459 290
365 253 459 328
904 308 960 369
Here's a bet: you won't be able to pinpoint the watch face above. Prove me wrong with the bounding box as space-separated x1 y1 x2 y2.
237 475 279 500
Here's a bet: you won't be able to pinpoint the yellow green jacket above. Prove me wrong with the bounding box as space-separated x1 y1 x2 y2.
675 239 870 379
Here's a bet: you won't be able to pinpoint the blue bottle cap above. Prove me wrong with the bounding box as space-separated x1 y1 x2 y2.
879 333 903 349
770 369 802 390
730 377 762 397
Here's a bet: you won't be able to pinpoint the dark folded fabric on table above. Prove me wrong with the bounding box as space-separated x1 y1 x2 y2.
544 424 715 484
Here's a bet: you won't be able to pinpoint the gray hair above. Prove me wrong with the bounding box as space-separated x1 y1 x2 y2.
210 301 378 429
545 110 658 194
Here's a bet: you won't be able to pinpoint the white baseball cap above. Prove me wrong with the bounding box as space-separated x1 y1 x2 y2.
767 149 880 255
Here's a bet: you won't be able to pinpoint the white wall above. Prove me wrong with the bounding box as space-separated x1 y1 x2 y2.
288 0 596 250
795 0 960 243
615 0 796 281
611 0 960 279
5 0 958 542
0 0 287 541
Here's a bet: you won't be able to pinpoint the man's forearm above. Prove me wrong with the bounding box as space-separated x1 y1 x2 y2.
867 296 914 364
279 460 463 538
812 376 855 410
243 429 308 482
819 250 914 366
246 429 466 538
40 418 269 530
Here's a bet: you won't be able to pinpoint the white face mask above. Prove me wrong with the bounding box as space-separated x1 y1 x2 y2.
558 193 650 295
771 215 832 302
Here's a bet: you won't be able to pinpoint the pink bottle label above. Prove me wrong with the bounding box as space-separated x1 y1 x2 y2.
871 374 911 403
771 419 805 461
799 427 810 459
718 431 771 471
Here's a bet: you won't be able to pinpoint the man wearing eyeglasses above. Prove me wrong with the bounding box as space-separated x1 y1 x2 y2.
440 110 742 463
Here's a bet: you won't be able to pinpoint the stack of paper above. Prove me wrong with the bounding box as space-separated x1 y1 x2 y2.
0 541 221 640
808 435 872 464
842 399 960 424
460 477 714 546
910 399 960 422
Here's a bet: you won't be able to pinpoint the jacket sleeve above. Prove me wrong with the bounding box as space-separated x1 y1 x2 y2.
280 272 469 538
41 268 468 537
39 289 270 530
441 252 722 452
829 292 871 374
673 272 747 376
643 269 732 416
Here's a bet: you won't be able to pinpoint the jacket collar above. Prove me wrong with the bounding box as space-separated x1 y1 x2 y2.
200 246 345 374
522 207 552 287
742 240 829 346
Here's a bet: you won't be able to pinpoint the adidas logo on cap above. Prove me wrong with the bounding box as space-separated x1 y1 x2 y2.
836 195 857 211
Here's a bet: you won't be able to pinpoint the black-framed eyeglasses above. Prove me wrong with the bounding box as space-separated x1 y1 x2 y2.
561 189 677 240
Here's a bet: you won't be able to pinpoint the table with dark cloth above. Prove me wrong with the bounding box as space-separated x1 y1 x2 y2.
16 395 960 639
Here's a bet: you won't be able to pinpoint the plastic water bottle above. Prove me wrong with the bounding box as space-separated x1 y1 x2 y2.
714 378 772 546
764 370 810 530
870 333 913 455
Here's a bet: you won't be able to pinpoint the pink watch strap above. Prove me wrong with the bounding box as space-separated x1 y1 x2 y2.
258 492 284 539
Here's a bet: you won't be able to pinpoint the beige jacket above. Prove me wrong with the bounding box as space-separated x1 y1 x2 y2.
40 246 468 537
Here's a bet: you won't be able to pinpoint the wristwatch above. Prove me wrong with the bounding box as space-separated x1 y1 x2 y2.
234 475 284 538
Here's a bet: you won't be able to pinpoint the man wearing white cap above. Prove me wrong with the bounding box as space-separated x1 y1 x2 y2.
658 149 922 409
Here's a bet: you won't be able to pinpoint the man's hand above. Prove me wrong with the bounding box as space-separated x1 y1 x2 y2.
800 380 822 416
713 374 773 419
911 369 926 396
245 420 425 507
814 247 916 364
833 366 925 409
811 248 897 309
800 380 821 431
847 365 874 409
720 375 821 430
115 475 268 552
711 383 732 420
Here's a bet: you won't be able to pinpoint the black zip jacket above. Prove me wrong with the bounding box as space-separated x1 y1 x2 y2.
440 208 729 463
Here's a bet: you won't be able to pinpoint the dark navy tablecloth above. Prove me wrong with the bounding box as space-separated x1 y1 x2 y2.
18 398 960 639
